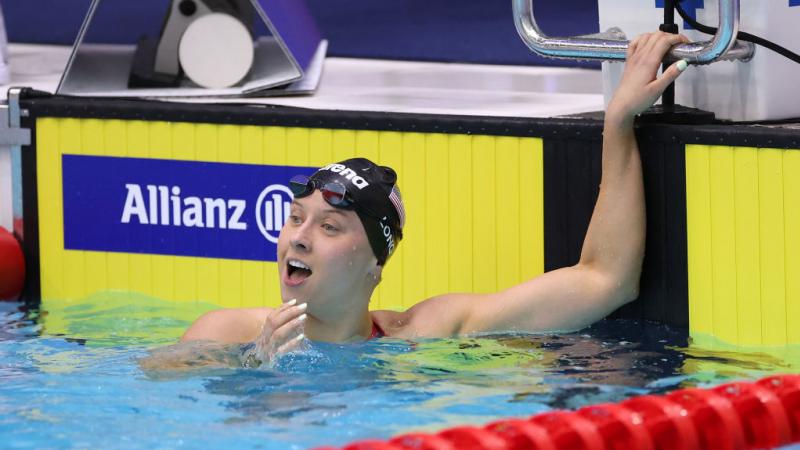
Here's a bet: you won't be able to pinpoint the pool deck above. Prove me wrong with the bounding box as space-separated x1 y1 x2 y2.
2 43 605 118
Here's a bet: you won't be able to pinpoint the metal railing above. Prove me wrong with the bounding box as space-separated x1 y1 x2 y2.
512 0 755 64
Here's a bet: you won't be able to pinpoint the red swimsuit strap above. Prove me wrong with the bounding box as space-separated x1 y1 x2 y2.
369 319 385 339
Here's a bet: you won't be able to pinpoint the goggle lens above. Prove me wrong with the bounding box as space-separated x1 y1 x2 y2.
289 175 313 198
289 175 352 208
321 183 347 206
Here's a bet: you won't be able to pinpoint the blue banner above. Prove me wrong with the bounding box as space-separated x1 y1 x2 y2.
62 155 316 261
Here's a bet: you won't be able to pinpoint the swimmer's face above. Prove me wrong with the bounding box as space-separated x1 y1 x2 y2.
277 191 378 313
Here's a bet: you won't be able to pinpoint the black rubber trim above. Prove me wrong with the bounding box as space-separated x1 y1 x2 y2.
19 94 603 140
19 111 41 305
20 94 800 147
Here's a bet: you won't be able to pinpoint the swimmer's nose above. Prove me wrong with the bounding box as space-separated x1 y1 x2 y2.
290 223 312 253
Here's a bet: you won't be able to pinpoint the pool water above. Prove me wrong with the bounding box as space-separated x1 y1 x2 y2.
1 298 799 449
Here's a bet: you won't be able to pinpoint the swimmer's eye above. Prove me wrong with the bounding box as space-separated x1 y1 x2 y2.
289 214 302 225
322 223 339 233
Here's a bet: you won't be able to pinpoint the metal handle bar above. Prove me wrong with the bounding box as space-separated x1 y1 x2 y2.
513 0 755 64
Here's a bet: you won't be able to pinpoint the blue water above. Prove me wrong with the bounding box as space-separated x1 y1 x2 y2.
1 299 799 449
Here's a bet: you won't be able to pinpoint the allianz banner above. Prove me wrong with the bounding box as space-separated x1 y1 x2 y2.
62 155 315 261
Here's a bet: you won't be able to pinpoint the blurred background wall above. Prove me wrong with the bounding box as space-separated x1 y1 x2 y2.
0 0 600 67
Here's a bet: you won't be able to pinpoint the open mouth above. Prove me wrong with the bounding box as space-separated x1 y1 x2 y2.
286 259 313 284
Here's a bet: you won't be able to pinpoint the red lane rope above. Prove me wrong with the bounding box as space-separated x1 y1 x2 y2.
316 374 800 450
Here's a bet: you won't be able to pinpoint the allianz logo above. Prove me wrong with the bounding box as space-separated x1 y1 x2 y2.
120 183 294 243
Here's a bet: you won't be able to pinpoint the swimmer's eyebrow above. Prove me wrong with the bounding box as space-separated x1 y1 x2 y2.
321 208 348 217
290 201 348 217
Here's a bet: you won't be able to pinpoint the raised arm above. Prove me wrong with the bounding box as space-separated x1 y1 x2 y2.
404 32 690 337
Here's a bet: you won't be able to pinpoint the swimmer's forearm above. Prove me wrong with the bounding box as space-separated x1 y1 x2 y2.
577 115 645 303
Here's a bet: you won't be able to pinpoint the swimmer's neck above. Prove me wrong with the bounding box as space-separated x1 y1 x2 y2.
304 307 373 343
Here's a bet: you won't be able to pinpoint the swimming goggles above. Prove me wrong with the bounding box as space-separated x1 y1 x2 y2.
290 174 357 209
290 174 395 227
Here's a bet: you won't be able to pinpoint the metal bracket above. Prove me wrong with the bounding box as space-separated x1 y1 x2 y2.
1 88 31 232
513 0 755 64
1 88 31 146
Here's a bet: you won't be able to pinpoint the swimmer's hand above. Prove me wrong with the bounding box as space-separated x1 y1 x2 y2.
245 299 307 367
607 32 690 127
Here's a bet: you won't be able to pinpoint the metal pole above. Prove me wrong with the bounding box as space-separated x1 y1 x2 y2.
660 0 678 109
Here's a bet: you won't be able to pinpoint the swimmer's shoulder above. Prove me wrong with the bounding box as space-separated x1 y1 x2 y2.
371 293 473 339
181 306 274 344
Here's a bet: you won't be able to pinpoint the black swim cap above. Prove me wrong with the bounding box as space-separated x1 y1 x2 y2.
306 158 405 265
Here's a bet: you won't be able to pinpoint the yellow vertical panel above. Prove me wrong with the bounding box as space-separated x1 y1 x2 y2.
37 118 65 301
495 137 521 290
261 263 281 308
241 260 265 307
784 150 800 344
126 121 153 298
170 123 197 301
401 132 426 307
448 134 473 293
355 130 380 165
332 130 356 162
308 128 333 167
126 121 149 158
195 124 220 305
59 119 87 300
217 124 240 164
708 146 738 344
240 126 265 305
472 135 496 293
424 133 449 298
218 125 242 307
758 149 786 345
285 128 310 167
519 138 544 278
171 122 195 161
195 123 218 162
374 131 403 309
261 127 285 305
240 126 264 165
733 147 761 345
149 121 175 302
103 120 128 158
685 145 714 336
217 260 242 308
80 119 108 299
102 120 130 295
263 126 287 166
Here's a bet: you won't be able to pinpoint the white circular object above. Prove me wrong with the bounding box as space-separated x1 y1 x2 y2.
179 13 254 88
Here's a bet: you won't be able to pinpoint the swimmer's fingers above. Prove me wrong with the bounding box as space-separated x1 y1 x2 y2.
253 313 305 361
270 312 306 346
650 57 689 94
274 333 306 356
261 300 307 337
642 32 689 67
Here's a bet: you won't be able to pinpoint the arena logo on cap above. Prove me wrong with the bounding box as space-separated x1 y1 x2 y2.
319 163 370 189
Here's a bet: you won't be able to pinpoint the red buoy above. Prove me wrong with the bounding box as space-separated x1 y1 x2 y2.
0 226 24 300
319 375 800 450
